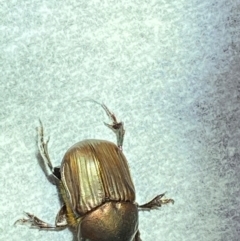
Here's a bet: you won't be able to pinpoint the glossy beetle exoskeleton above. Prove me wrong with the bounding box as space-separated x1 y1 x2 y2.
16 104 174 241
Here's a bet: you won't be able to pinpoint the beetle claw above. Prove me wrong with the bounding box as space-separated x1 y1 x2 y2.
138 193 174 210
36 120 60 185
82 99 126 149
101 104 125 150
15 212 55 229
101 104 118 124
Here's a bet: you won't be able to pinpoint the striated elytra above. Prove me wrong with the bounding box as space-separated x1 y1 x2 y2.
16 103 174 241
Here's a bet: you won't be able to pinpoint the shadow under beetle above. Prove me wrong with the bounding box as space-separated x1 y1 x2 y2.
16 103 174 241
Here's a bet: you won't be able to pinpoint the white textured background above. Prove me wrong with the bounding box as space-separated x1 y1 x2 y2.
1 0 240 241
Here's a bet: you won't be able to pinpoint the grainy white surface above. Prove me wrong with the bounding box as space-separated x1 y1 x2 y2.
1 0 240 241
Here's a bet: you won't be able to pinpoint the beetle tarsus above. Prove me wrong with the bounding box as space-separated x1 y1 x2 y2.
138 193 174 210
83 99 125 150
37 119 53 170
101 104 125 150
15 212 55 229
37 120 60 184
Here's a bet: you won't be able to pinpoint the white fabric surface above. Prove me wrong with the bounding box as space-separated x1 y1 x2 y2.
1 0 240 240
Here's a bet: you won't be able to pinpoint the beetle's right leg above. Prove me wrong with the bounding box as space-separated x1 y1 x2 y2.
37 120 60 184
101 104 125 150
15 205 68 230
138 193 174 210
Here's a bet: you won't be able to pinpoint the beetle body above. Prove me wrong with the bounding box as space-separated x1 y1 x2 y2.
16 104 174 241
61 139 138 240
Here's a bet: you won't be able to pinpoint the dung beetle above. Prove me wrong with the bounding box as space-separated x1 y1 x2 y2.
16 103 174 241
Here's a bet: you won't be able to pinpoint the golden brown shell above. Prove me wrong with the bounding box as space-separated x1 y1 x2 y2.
61 139 135 216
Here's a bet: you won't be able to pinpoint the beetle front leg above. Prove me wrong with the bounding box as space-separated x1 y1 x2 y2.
101 104 125 150
138 193 174 210
37 120 60 184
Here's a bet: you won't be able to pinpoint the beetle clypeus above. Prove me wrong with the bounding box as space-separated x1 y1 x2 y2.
16 103 174 241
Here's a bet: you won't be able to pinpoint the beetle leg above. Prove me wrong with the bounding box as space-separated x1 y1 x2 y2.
15 212 64 230
37 119 60 184
138 193 174 210
55 205 68 227
15 206 68 230
101 104 125 150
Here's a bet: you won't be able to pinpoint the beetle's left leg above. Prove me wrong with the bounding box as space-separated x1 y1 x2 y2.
101 104 125 150
37 120 60 184
15 205 68 230
138 193 174 210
